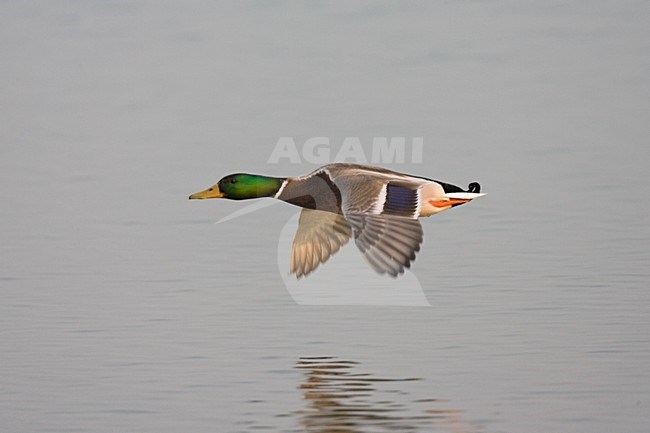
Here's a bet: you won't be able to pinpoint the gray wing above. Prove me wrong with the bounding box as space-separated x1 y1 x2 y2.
327 171 424 276
328 173 386 214
329 170 423 215
290 209 353 278
345 213 423 277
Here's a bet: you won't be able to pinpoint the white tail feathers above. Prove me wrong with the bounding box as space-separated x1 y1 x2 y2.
445 192 486 200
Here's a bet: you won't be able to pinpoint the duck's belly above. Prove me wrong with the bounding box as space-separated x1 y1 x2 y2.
418 182 453 217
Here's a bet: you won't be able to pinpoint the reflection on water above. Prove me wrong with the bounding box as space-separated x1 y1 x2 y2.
293 357 479 433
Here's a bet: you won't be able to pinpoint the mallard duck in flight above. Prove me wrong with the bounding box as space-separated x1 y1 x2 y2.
190 163 484 278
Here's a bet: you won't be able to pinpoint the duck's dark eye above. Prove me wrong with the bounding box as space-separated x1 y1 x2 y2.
230 178 237 184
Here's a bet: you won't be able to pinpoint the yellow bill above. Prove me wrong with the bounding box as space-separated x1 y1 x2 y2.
189 184 224 199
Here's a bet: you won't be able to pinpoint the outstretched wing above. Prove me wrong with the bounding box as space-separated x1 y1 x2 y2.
327 170 424 276
290 209 353 278
345 213 423 277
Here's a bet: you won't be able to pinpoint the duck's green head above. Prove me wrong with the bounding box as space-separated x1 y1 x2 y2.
189 173 285 200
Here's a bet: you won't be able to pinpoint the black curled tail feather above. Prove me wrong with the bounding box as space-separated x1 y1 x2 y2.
467 182 481 193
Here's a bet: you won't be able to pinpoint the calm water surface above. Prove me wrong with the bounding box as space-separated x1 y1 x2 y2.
2 2 649 432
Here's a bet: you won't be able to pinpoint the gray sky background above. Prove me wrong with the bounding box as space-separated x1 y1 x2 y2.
2 0 648 284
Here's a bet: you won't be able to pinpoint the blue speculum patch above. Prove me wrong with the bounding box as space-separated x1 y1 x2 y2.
383 184 418 217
